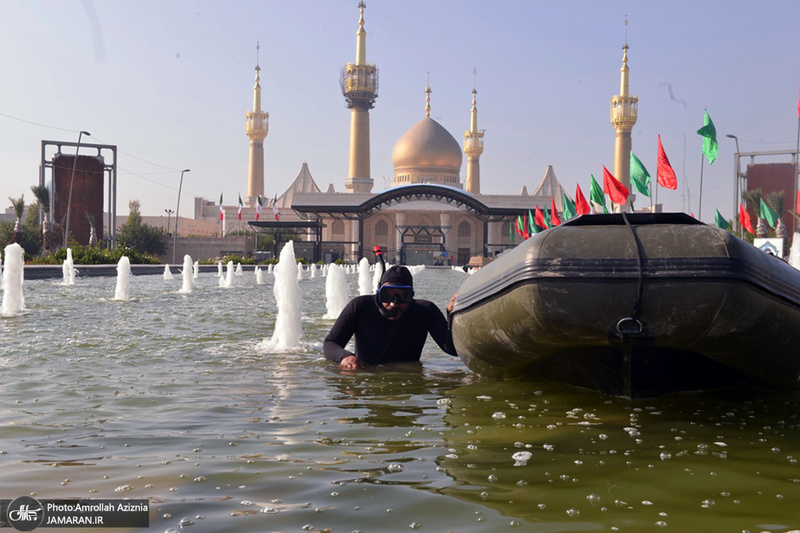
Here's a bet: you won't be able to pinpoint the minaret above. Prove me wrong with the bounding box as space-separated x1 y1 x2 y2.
463 85 484 194
341 1 378 193
609 19 637 212
245 42 269 206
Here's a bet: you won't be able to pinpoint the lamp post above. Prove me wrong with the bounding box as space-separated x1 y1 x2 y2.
165 209 174 234
64 130 91 248
173 169 190 264
726 134 741 236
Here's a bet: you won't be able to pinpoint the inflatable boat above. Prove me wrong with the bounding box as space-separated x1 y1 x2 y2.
449 213 800 397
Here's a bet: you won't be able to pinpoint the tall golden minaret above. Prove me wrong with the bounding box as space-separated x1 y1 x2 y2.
463 85 484 194
341 1 378 193
245 42 269 206
609 21 637 212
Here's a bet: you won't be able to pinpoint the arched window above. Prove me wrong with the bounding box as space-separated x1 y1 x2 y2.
332 220 345 235
458 221 471 242
375 219 388 236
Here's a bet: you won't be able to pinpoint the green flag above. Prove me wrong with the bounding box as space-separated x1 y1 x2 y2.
759 198 779 229
630 151 651 198
562 192 577 220
714 209 731 231
697 109 718 165
589 174 608 213
528 209 538 234
509 217 514 242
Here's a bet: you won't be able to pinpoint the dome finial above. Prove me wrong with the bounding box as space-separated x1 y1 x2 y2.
425 72 431 118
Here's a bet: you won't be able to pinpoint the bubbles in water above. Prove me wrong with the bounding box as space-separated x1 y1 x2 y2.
512 451 532 466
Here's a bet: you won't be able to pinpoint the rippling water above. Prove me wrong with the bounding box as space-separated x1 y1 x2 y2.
2 266 799 532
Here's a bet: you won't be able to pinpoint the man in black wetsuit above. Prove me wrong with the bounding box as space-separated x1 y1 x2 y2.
323 265 457 370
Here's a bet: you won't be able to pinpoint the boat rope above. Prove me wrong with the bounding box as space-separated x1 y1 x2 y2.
617 211 645 335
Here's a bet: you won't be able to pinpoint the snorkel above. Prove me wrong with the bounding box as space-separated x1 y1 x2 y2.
373 246 397 317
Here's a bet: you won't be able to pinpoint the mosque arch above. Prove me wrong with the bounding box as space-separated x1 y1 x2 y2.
457 220 472 242
359 184 490 218
374 218 389 236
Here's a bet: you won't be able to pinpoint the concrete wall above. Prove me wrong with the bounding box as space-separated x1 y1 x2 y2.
161 235 254 264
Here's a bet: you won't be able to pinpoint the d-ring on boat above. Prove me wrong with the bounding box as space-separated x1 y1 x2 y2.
449 213 800 398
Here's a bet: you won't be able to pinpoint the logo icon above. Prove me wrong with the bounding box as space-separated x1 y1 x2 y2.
6 497 44 531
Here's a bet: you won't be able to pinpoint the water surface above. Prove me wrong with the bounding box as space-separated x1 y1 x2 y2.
1 267 799 532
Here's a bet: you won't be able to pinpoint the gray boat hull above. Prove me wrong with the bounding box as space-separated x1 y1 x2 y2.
450 213 800 397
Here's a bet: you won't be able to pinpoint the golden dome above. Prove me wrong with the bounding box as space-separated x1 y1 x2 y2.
392 117 463 173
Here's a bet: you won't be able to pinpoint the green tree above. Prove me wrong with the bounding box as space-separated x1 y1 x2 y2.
8 195 25 244
30 184 52 255
117 200 167 256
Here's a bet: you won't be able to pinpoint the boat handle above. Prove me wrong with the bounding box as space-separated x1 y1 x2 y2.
615 317 643 335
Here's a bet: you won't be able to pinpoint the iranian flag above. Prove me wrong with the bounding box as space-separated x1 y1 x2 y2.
256 195 262 221
219 193 224 221
237 194 243 221
272 192 279 221
602 165 629 206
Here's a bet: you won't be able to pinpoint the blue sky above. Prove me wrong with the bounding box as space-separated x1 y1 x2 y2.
1 0 798 223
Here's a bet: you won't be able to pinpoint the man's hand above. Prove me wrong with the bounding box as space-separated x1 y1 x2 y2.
447 293 457 313
339 355 360 370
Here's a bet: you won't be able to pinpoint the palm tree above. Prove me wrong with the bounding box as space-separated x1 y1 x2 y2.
9 195 25 244
31 184 51 255
86 212 97 246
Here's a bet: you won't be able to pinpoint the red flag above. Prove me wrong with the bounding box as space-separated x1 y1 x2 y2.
522 213 530 239
739 203 754 234
550 197 561 226
602 166 629 205
575 184 590 215
534 205 548 231
515 215 525 237
657 135 678 190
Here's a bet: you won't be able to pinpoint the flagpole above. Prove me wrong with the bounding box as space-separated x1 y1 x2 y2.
654 175 659 211
698 154 705 220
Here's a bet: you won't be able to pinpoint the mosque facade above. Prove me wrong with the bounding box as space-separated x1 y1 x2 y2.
223 3 642 265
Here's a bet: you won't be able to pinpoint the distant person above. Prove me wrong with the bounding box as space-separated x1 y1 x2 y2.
323 265 457 370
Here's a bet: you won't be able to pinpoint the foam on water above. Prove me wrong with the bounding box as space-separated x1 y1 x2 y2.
324 262 349 319
262 241 302 350
62 248 76 286
219 261 234 288
113 256 132 301
179 254 194 294
1 243 25 315
358 257 372 295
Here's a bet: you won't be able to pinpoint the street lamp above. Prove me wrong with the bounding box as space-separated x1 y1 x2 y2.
64 130 91 248
726 134 741 236
165 209 174 234
173 169 190 264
